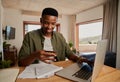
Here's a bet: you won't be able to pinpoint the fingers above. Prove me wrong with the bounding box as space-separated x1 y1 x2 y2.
38 50 57 63
78 57 87 63
87 61 94 66
77 56 94 66
40 55 55 61
41 56 56 64
44 51 56 56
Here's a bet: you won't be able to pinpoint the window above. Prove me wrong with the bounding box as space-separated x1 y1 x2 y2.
79 21 103 44
23 21 60 36
76 19 103 52
25 24 41 34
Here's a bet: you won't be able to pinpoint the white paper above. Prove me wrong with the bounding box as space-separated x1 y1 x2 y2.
18 61 63 79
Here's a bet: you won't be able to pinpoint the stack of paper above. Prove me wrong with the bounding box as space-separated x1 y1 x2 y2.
0 68 19 82
18 61 63 79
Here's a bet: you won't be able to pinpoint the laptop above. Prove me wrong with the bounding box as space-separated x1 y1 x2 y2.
55 40 108 82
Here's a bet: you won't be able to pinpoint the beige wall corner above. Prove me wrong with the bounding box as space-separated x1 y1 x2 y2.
116 0 120 69
0 0 4 60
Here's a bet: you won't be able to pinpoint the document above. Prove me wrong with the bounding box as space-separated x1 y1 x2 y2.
0 68 19 82
18 61 63 79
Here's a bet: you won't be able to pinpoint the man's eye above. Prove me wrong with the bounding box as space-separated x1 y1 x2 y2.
44 21 48 24
52 23 56 25
52 23 55 25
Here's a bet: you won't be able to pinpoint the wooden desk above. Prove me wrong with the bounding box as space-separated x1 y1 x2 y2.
16 61 120 82
94 65 120 82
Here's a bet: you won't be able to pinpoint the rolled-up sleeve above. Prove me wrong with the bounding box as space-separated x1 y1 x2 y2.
18 33 31 61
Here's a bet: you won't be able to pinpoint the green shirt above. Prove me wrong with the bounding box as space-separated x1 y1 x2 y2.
18 29 73 63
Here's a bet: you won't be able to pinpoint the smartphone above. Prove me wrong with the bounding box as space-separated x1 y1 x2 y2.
45 51 58 61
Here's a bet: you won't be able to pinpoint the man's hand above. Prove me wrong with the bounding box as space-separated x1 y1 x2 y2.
37 50 57 63
77 56 94 66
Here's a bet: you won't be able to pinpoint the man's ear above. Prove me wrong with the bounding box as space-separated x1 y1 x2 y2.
40 18 42 23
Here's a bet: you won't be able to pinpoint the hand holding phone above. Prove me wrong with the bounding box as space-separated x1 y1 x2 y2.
38 50 58 63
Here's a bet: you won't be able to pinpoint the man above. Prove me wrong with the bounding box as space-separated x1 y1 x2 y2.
18 7 88 66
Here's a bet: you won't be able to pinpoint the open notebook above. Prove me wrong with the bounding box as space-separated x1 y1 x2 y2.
18 61 63 79
0 68 19 82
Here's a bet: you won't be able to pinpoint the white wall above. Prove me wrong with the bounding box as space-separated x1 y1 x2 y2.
3 8 43 53
22 14 61 23
76 5 103 23
116 0 120 69
0 0 4 60
61 15 76 42
22 15 40 22
0 0 2 50
3 8 23 53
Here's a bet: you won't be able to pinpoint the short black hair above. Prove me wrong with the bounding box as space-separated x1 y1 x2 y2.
42 7 58 17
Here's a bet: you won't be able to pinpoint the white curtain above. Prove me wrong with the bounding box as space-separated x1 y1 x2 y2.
102 0 118 53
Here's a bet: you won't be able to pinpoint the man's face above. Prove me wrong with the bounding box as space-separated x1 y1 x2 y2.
41 15 57 34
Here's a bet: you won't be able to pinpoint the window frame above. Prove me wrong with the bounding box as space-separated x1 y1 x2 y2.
75 18 103 52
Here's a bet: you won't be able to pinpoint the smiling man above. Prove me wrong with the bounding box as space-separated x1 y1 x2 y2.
18 7 88 66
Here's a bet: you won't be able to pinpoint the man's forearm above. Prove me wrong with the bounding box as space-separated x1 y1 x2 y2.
69 54 94 66
69 54 79 62
18 52 39 66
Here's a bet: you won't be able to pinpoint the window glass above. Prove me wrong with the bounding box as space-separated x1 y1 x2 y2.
78 21 103 52
25 25 41 34
79 22 103 44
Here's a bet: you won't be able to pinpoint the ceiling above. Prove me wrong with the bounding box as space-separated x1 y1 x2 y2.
1 0 106 15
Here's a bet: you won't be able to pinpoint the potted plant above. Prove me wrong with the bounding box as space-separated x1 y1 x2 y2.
3 41 11 51
68 42 73 50
0 60 12 69
68 42 76 54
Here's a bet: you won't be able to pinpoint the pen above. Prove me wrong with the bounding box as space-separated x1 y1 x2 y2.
35 67 37 79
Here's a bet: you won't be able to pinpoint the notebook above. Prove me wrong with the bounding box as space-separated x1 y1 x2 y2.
18 61 63 79
0 68 19 82
56 40 108 82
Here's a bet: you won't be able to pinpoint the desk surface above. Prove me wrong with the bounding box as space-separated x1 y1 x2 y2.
94 65 120 82
16 60 120 82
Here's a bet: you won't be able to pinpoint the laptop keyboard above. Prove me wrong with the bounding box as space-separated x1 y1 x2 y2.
72 63 93 80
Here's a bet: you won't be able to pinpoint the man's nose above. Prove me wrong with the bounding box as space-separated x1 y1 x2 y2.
48 24 52 29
